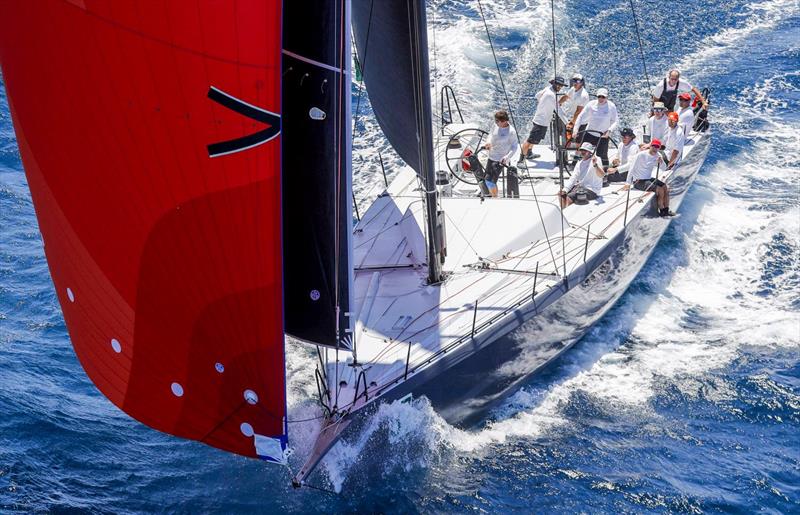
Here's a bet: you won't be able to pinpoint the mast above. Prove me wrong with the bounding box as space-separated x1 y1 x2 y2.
408 0 444 284
351 0 445 283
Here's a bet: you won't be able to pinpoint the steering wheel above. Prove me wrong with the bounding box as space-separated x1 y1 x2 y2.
444 127 489 185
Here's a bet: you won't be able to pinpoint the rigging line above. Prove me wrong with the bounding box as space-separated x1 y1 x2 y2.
334 0 349 347
349 2 379 212
287 413 327 423
431 1 439 132
628 0 652 96
550 0 568 281
351 0 374 134
442 210 485 260
475 0 560 275
285 460 338 495
360 273 494 367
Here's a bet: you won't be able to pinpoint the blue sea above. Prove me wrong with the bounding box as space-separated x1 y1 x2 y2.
1 0 799 512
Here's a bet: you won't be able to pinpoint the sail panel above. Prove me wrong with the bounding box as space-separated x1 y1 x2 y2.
282 0 354 349
0 0 286 459
352 0 430 175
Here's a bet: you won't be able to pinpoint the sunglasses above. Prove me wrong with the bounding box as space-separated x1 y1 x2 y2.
570 79 583 83
597 95 607 99
654 108 666 112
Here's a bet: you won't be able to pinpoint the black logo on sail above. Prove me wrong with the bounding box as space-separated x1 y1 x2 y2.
206 86 281 158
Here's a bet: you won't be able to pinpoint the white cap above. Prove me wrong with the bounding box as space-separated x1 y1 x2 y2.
572 73 583 80
579 142 595 152
596 88 609 98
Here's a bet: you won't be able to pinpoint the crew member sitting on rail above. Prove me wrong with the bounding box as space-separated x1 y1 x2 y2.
675 92 695 136
560 73 590 142
481 110 520 197
606 127 639 182
560 142 605 208
623 138 675 217
645 102 668 145
519 76 567 164
664 111 685 169
651 69 709 112
574 87 619 167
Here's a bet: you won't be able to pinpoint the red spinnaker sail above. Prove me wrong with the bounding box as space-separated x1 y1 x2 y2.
0 0 287 461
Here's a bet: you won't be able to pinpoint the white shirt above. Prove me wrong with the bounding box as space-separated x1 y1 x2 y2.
486 124 520 163
664 125 685 164
626 150 662 184
652 78 694 98
532 86 565 126
561 86 590 121
646 115 668 142
612 139 640 173
676 106 695 135
575 99 619 135
565 157 603 195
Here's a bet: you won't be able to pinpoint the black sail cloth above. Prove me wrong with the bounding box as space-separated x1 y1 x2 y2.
282 0 354 348
352 0 444 282
352 0 432 175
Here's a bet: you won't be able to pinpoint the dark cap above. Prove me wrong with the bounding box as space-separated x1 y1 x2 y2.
620 127 635 138
550 76 566 86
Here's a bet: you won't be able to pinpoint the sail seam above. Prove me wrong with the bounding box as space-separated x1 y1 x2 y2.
281 49 344 74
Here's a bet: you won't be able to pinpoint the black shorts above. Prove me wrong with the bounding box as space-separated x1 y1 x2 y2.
485 159 503 183
563 186 598 202
633 178 666 191
606 171 627 183
527 123 548 144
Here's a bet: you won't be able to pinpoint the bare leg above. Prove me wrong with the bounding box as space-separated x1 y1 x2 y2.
520 141 532 159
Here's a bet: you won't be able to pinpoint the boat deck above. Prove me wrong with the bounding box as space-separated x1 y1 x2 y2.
323 123 707 415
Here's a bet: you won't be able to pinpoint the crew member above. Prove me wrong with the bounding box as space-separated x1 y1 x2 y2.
606 127 639 182
675 92 695 135
651 69 708 112
481 110 520 197
645 102 669 145
520 76 567 164
560 73 590 140
623 138 674 217
560 142 605 207
663 111 685 169
574 88 619 167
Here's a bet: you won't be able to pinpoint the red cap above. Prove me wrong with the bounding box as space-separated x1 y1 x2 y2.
650 138 662 148
667 111 680 122
678 92 691 100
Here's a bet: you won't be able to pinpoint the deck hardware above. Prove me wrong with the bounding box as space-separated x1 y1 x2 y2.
353 370 368 404
378 153 388 188
583 223 591 262
623 187 631 226
471 299 479 337
352 192 360 221
404 341 412 380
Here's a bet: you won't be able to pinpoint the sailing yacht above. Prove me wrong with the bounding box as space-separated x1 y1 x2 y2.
0 0 709 489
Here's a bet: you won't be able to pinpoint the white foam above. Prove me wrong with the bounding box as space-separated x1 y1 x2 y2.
675 0 800 79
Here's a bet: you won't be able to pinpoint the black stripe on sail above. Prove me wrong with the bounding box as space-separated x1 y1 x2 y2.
207 86 281 157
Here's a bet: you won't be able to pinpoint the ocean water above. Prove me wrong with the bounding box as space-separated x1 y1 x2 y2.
1 0 799 513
